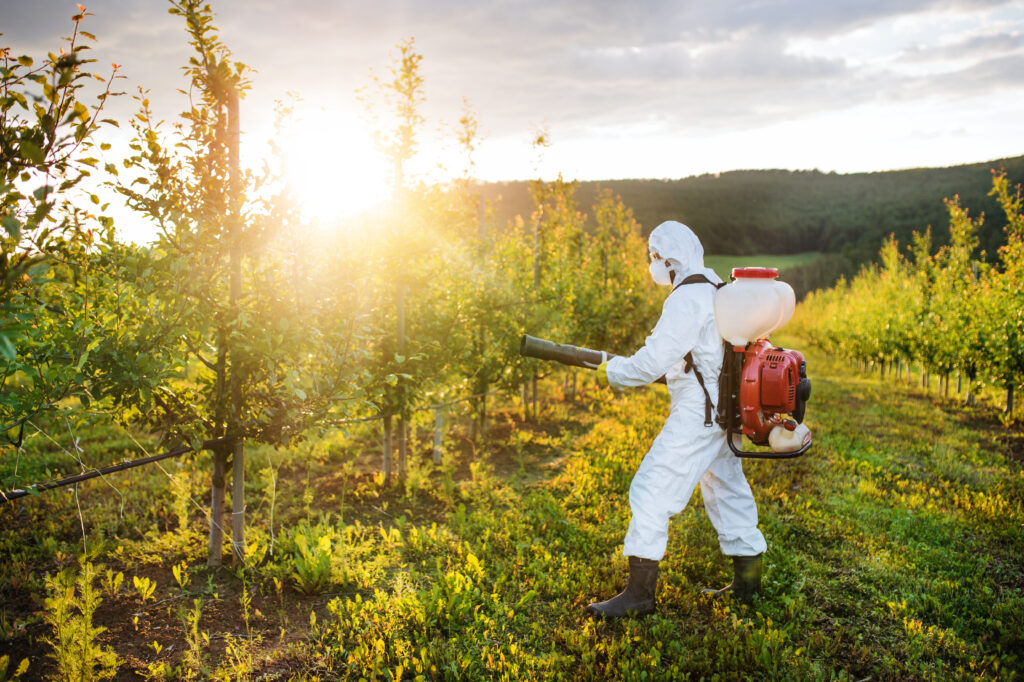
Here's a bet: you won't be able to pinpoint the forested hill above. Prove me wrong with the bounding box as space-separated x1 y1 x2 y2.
479 155 1024 261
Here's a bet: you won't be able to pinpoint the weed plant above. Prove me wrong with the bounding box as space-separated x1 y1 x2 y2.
42 563 117 680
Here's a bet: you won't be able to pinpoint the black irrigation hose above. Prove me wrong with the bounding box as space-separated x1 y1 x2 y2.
1 437 229 503
4 385 519 503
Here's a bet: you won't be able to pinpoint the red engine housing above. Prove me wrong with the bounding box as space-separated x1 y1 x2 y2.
738 339 807 444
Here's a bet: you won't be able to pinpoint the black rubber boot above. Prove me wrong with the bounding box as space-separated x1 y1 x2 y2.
701 554 762 602
587 556 659 619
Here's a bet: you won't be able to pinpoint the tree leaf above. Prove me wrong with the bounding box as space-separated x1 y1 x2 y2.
20 140 44 165
0 334 16 362
1 215 20 239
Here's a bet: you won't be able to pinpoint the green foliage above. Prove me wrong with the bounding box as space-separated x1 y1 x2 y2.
794 171 1024 419
0 655 29 681
287 524 337 595
99 568 122 599
43 562 118 680
0 10 121 442
177 598 209 679
482 157 1024 262
359 36 425 191
132 574 155 603
102 2 363 448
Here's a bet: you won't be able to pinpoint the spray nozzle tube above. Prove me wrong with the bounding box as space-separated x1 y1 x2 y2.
520 335 666 385
520 334 608 368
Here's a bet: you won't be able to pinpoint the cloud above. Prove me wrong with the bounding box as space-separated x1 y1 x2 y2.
900 30 1024 61
2 0 1022 179
939 53 1024 90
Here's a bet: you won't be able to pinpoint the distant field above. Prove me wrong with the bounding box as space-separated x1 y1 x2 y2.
704 252 822 280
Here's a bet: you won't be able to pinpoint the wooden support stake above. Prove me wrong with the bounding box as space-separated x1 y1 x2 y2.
231 440 245 563
397 289 407 483
433 407 444 464
382 414 393 485
532 374 538 420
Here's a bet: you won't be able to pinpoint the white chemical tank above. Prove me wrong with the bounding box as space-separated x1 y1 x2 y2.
713 267 796 346
769 420 812 453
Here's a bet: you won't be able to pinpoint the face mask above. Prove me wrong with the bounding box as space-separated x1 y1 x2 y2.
649 258 673 286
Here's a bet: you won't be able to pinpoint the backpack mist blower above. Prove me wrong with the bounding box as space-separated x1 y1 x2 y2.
520 267 812 459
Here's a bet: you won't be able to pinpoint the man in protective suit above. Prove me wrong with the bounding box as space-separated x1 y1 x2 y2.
587 220 767 619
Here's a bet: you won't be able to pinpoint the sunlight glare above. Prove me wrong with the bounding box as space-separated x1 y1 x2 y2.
281 105 390 223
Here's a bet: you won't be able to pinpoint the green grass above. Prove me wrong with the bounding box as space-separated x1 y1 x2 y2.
705 252 822 280
1 340 1021 679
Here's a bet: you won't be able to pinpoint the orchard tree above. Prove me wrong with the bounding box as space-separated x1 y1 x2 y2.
573 189 657 355
109 0 363 564
982 171 1024 415
359 37 424 195
0 7 121 453
932 197 985 399
796 170 1023 421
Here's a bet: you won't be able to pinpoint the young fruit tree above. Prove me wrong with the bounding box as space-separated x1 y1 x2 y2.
109 1 364 565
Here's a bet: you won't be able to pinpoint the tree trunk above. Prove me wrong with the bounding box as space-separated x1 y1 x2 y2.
479 391 487 437
1007 385 1015 416
957 372 962 394
207 444 228 567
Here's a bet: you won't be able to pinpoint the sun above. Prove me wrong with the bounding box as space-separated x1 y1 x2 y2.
279 105 391 223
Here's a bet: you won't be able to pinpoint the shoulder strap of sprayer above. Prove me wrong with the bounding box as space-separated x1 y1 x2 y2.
673 273 726 427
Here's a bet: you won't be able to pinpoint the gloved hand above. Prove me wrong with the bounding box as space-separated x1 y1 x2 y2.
582 351 610 388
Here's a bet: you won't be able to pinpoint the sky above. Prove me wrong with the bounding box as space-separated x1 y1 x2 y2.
3 0 1024 228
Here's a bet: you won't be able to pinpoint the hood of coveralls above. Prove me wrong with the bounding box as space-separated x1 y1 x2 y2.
648 221 723 285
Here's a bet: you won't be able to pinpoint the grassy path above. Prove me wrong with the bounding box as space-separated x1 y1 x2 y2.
1 339 1022 679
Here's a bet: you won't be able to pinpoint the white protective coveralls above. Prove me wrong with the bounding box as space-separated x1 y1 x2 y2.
605 221 768 562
